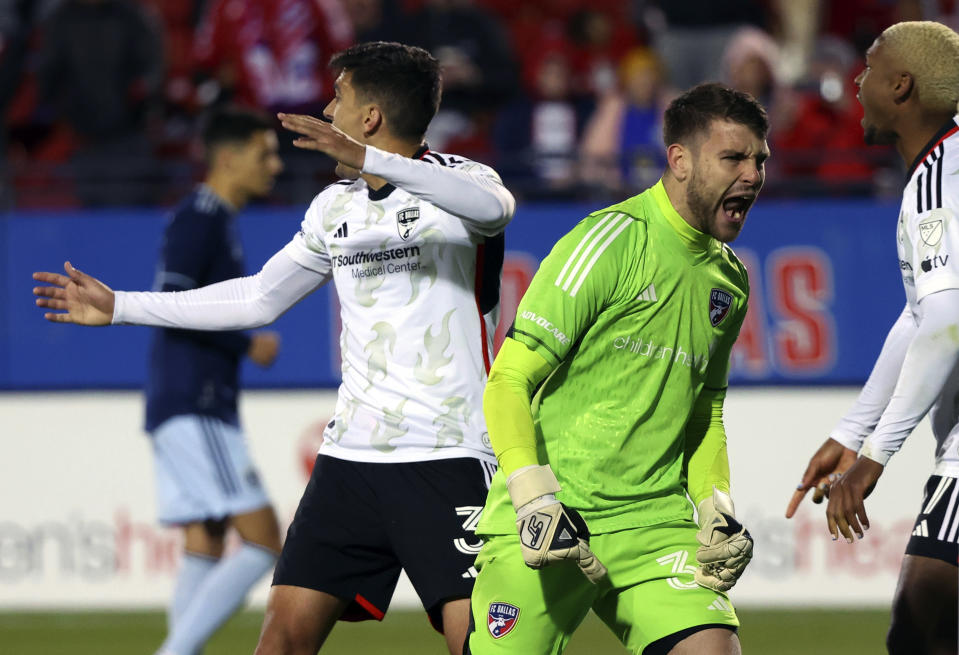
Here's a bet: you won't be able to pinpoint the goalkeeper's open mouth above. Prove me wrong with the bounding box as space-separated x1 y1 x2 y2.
720 193 756 224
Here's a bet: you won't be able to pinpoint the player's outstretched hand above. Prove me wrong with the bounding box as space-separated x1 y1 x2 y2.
507 465 607 583
277 112 366 170
248 331 280 367
695 487 753 592
785 437 857 518
826 456 883 543
33 261 115 326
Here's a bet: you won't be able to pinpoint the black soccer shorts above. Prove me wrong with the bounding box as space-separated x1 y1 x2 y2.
905 474 959 566
273 453 496 631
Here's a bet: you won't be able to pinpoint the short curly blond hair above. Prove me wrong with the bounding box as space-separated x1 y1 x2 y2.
880 21 959 114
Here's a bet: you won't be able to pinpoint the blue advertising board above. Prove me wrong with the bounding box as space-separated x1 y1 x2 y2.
2 197 903 390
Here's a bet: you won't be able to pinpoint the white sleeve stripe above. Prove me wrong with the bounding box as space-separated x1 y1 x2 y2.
569 216 632 297
555 213 624 291
938 479 959 541
923 476 953 514
560 213 628 293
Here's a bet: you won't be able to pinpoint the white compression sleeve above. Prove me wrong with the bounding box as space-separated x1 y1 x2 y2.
830 305 917 451
361 146 515 235
112 249 330 330
860 288 959 465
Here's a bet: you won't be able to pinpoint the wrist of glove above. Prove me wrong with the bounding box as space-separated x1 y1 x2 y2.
507 465 607 583
695 487 753 592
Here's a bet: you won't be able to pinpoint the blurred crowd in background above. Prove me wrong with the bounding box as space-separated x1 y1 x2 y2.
2 0 957 209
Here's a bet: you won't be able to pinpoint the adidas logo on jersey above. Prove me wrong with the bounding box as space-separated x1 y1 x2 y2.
636 284 657 302
708 598 733 612
912 520 929 537
333 222 349 239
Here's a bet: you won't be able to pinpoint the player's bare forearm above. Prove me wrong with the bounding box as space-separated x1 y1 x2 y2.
33 261 115 326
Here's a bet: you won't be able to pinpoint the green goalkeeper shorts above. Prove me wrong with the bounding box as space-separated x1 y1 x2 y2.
466 519 739 655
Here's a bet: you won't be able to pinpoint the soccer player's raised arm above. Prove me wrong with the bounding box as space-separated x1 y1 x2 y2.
35 249 331 330
279 113 515 235
361 146 516 236
279 112 516 234
34 261 116 325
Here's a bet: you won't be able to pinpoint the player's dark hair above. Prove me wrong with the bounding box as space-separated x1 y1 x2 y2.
663 83 769 147
330 41 441 141
200 107 273 153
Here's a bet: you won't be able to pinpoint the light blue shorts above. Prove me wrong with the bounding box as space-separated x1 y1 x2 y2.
151 415 271 525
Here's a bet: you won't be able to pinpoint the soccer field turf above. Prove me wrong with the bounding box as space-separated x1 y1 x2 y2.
1 607 889 654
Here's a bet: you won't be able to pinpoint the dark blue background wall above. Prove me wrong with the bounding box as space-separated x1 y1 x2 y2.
4 198 903 389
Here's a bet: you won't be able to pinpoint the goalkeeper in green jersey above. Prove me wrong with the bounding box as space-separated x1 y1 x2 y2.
466 83 769 655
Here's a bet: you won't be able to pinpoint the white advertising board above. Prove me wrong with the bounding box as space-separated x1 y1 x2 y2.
0 389 937 610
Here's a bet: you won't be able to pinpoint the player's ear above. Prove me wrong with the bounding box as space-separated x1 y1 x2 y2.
666 143 691 182
893 72 914 104
363 105 383 137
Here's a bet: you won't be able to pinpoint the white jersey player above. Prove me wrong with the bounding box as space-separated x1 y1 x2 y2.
285 145 503 466
833 117 959 479
786 22 958 655
34 43 515 655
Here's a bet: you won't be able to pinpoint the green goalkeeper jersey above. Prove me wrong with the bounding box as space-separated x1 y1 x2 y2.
478 180 749 535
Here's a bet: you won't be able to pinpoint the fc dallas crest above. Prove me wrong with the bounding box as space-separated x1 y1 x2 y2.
396 207 420 240
709 288 732 327
487 602 519 639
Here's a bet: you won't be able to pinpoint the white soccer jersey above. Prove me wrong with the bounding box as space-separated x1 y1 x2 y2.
113 145 514 465
283 146 507 464
886 117 959 475
897 120 959 305
832 118 959 475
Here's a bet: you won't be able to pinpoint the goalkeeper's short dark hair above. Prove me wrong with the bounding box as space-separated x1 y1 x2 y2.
663 83 769 147
330 41 441 141
200 106 274 153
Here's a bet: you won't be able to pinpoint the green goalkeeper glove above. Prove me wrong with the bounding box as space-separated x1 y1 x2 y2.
695 487 753 592
506 465 607 583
